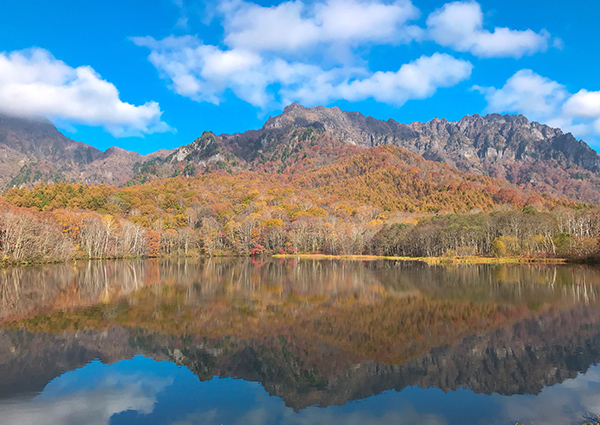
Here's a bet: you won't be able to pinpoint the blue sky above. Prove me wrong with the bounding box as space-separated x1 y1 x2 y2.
1 0 599 154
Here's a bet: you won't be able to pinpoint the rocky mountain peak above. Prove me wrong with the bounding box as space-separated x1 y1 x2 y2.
3 105 600 204
263 103 347 133
281 102 305 114
256 104 600 202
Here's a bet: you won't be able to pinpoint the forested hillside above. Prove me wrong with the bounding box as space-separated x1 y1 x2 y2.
0 143 596 263
2 103 600 264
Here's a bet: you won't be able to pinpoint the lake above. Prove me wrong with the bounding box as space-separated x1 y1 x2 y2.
0 258 599 425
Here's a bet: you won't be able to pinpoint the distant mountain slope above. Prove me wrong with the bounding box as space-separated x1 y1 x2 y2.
293 145 550 213
0 113 171 187
0 114 102 185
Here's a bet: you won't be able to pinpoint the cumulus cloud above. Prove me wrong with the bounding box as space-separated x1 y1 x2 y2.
474 69 600 138
473 70 568 123
284 52 472 106
219 0 423 53
134 35 472 109
134 0 552 112
0 48 171 137
335 53 473 103
564 90 600 119
427 1 550 58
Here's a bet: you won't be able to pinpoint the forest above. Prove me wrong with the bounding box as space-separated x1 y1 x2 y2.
0 146 597 264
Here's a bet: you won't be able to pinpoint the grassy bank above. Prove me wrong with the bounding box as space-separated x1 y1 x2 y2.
0 253 574 268
271 254 568 265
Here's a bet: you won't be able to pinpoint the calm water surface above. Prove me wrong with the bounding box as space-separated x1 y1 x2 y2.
1 258 600 425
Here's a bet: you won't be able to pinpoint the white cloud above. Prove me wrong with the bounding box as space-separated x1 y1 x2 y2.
473 70 568 123
474 69 600 139
219 0 422 53
134 36 270 106
134 35 472 109
427 1 550 58
336 53 473 104
0 48 171 137
220 1 320 52
134 0 553 112
564 90 600 136
564 90 600 118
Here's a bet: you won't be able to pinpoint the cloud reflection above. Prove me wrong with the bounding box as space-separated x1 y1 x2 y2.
1 356 600 425
0 359 172 425
497 368 600 425
170 386 449 425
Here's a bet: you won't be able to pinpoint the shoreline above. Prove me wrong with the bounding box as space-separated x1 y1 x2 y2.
0 254 580 268
271 254 569 265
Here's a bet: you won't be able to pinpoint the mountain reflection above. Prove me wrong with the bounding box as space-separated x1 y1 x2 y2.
1 259 600 414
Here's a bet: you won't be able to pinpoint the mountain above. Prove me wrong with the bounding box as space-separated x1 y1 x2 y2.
264 103 600 175
3 105 600 204
157 103 600 203
0 113 171 187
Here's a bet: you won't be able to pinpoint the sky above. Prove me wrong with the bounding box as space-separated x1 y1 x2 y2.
1 0 600 154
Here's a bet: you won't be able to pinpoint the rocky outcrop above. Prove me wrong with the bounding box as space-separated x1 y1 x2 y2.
160 104 600 202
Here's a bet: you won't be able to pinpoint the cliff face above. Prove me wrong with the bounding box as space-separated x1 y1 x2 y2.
257 104 600 202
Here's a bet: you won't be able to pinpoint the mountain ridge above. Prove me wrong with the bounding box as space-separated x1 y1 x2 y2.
0 112 172 187
160 103 600 203
2 105 600 204
261 102 600 179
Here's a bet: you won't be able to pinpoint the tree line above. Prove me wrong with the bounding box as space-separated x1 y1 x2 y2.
0 194 598 264
369 208 600 258
0 148 597 264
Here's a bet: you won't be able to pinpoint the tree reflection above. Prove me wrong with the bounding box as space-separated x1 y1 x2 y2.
2 259 600 410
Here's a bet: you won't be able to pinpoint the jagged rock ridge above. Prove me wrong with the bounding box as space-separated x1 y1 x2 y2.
3 104 600 203
250 103 600 202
